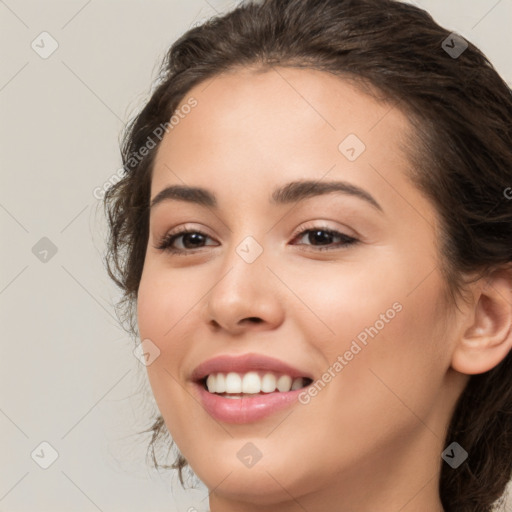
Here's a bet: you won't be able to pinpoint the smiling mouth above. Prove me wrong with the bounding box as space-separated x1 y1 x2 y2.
200 371 313 397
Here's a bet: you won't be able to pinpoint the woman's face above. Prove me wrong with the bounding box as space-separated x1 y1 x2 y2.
137 67 466 510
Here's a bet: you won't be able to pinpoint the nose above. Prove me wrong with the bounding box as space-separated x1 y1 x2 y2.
200 243 285 335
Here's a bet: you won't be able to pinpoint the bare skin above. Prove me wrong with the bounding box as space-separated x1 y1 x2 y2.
136 66 512 512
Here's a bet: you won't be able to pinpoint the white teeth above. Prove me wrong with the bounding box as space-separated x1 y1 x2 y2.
216 373 226 393
225 372 242 393
276 375 292 392
242 372 260 393
206 374 216 393
261 373 277 393
204 372 308 394
291 377 304 390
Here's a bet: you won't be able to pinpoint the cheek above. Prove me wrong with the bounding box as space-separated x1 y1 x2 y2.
136 267 199 410
300 251 449 417
281 255 408 351
368 273 449 410
317 266 449 430
284 271 449 478
137 266 172 326
137 263 203 344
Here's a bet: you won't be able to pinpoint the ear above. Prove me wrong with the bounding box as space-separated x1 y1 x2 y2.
451 267 512 375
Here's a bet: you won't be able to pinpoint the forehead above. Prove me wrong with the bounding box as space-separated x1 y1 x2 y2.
151 66 415 208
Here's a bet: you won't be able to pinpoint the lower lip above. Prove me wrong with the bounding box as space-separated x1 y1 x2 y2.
194 382 306 424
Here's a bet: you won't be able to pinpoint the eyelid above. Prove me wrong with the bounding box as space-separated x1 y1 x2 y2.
289 220 358 241
164 223 214 239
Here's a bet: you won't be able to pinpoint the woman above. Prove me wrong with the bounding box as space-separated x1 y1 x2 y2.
103 0 512 510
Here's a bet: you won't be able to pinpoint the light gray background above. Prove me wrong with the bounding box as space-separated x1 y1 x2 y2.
1 1 511 511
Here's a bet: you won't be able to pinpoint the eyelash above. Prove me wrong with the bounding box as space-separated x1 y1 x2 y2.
155 225 359 255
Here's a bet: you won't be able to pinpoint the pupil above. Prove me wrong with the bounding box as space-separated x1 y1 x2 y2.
310 230 331 245
184 233 204 248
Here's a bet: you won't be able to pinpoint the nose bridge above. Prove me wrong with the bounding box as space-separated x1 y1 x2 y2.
218 211 271 279
213 232 270 304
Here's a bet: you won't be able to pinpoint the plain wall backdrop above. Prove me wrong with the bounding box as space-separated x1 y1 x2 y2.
1 1 511 511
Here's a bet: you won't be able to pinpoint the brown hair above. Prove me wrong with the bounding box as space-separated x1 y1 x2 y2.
103 0 512 509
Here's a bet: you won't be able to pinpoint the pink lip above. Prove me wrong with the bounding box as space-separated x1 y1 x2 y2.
190 353 313 424
193 382 307 424
190 353 312 382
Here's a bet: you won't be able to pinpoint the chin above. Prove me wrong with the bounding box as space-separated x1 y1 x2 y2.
188 450 315 507
203 472 300 507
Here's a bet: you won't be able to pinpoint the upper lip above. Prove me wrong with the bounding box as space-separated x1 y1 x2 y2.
191 353 313 382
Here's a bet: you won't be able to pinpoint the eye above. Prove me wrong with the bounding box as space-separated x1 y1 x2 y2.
290 225 358 251
155 224 359 255
155 229 218 254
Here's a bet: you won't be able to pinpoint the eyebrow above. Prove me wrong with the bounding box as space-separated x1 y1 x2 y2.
150 180 383 212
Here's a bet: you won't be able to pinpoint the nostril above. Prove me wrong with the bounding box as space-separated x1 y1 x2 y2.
246 317 263 323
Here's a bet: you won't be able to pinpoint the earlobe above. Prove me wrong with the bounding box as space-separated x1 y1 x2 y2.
451 268 512 375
